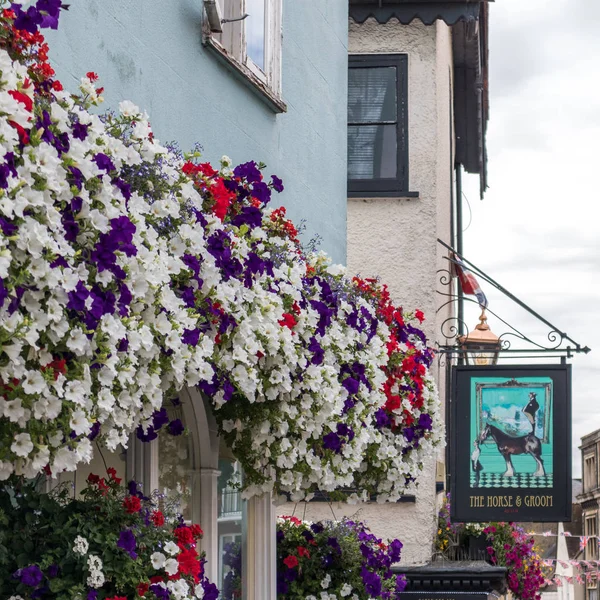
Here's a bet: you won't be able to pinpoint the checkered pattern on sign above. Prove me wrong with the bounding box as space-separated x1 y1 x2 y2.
470 473 553 488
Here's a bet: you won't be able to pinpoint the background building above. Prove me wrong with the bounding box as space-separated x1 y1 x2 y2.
578 429 600 600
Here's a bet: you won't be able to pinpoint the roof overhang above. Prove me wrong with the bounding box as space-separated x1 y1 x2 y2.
349 0 490 197
349 1 481 26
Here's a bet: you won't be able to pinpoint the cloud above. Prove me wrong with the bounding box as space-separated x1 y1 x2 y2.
461 0 600 479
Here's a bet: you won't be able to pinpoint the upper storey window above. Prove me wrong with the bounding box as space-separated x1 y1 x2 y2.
348 54 408 197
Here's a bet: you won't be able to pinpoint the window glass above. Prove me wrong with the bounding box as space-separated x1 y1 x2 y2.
218 451 244 599
347 56 407 194
158 400 193 522
246 0 265 70
348 124 397 180
348 66 397 123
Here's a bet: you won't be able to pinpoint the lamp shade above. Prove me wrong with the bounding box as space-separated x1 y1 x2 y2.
458 310 501 366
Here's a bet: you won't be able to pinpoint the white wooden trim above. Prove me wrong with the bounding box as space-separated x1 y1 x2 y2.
200 467 220 583
244 493 276 600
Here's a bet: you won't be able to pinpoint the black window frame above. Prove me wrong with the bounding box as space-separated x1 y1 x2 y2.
347 53 411 198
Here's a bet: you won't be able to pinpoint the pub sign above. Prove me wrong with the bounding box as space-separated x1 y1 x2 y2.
450 364 571 522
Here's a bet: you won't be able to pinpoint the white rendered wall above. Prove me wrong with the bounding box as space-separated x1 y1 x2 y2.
278 17 455 566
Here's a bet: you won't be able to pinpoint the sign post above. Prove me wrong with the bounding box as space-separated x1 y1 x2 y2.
449 364 572 522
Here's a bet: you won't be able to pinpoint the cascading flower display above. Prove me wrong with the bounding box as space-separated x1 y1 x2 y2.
0 0 443 500
222 515 406 600
276 516 406 599
0 470 219 599
483 523 545 600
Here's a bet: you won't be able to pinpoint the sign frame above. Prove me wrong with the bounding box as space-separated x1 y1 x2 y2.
449 363 572 523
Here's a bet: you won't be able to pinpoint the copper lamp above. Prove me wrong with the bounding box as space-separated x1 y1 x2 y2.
459 310 501 366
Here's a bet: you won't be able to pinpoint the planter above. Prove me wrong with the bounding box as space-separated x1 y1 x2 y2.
467 534 489 560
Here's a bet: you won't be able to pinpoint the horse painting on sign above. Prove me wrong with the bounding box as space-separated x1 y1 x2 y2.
469 377 553 489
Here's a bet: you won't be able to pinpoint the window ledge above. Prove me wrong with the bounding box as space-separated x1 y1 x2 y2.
203 36 287 114
348 191 420 199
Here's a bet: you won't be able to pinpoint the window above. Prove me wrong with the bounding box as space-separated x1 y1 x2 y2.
586 515 598 561
348 54 409 197
205 0 284 111
585 454 597 491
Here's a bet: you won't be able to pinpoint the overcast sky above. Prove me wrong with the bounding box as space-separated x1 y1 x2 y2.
462 0 600 478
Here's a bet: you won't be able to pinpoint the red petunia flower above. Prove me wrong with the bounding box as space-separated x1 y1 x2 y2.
106 467 122 484
174 526 194 546
123 496 142 514
136 583 149 597
151 510 165 527
283 555 299 569
297 546 310 558
86 71 99 82
8 89 33 112
177 546 201 578
190 524 203 539
415 309 425 323
87 473 100 484
278 313 297 330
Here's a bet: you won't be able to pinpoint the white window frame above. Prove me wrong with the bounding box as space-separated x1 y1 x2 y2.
203 0 285 113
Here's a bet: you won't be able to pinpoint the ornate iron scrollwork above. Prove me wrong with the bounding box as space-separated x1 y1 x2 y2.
436 240 590 358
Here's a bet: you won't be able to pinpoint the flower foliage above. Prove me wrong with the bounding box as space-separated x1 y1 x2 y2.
434 497 544 600
219 516 406 600
483 523 545 600
0 471 218 599
0 1 442 499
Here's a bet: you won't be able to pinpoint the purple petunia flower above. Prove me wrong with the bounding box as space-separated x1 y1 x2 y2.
86 590 98 600
271 175 284 193
418 413 433 430
168 419 184 436
93 152 115 173
233 161 261 183
136 424 157 442
13 5 43 33
20 564 43 587
152 408 169 431
323 431 343 453
361 567 382 597
150 584 170 600
342 376 359 395
71 121 89 140
87 421 101 441
182 328 201 347
47 564 59 578
117 529 137 558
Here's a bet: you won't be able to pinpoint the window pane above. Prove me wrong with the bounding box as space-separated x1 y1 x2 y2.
348 124 397 180
218 455 244 599
348 66 397 123
246 0 265 70
158 401 193 521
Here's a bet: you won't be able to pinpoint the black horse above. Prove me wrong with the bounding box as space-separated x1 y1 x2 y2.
478 423 545 477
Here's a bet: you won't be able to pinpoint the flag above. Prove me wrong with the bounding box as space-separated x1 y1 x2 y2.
452 254 488 308
580 536 589 551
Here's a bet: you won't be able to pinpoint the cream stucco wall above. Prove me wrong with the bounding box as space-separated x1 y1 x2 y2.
278 17 456 566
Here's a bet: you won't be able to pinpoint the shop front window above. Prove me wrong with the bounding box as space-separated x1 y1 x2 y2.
218 442 244 599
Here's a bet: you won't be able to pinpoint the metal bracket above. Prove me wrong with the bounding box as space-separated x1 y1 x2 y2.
436 238 591 358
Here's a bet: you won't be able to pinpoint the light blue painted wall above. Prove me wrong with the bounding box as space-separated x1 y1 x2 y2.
46 0 349 263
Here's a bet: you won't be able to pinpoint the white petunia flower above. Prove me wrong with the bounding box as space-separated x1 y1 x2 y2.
164 540 180 556
73 535 89 556
11 433 34 457
151 551 166 569
164 557 179 576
